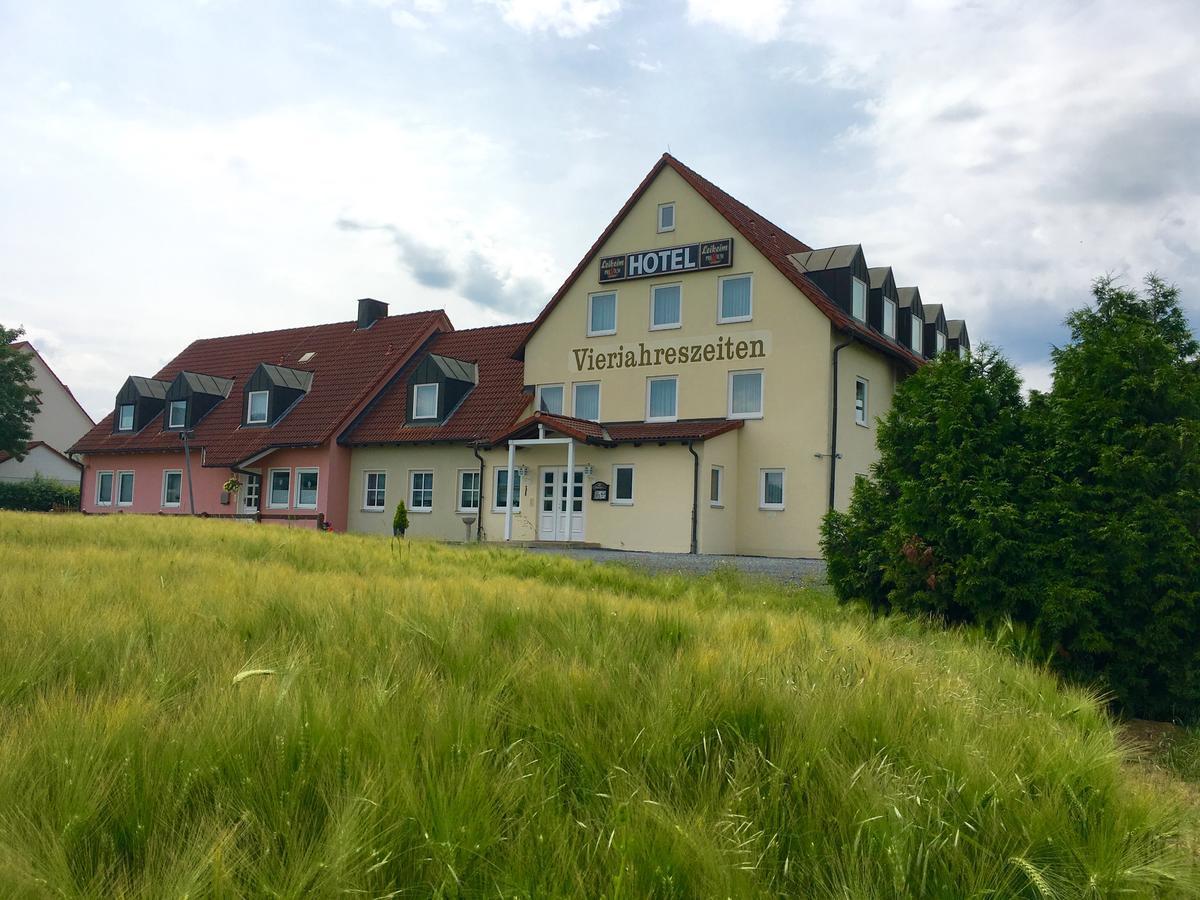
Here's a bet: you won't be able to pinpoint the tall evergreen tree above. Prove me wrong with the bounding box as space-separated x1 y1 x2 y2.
1036 275 1200 719
0 325 41 460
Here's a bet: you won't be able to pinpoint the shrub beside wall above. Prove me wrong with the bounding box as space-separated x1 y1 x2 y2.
0 474 81 511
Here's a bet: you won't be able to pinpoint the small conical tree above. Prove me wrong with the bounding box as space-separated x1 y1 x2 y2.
393 500 409 538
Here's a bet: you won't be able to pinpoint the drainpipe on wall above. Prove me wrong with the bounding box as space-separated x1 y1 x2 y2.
687 440 699 555
76 459 85 513
828 336 855 511
472 444 486 542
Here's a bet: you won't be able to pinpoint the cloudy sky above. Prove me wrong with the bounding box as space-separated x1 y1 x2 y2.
2 0 1197 419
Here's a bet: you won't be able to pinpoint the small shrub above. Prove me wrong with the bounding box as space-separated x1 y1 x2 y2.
0 473 79 511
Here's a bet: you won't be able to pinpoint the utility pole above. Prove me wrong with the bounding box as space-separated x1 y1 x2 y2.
180 430 196 515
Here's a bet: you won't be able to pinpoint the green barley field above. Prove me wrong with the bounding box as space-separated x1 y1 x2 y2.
0 512 1196 898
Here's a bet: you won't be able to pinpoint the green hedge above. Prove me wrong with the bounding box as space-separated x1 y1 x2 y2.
0 474 80 511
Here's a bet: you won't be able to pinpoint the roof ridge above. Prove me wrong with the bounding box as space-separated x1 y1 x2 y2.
184 308 450 345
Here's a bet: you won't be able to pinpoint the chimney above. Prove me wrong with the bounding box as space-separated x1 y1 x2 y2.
356 298 389 329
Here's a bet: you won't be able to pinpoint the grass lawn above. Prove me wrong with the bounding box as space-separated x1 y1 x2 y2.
0 512 1196 897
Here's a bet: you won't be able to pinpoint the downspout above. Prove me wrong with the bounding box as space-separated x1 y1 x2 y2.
828 335 855 511
472 444 486 541
77 458 85 513
687 440 699 555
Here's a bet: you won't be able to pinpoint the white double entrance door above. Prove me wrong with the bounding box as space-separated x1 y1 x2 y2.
538 467 585 541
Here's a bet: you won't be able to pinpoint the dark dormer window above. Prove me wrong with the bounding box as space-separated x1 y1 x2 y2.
911 314 923 354
243 364 313 427
413 383 438 419
882 298 896 338
852 278 867 321
247 391 269 424
405 353 477 425
117 404 134 431
167 400 187 429
113 376 171 434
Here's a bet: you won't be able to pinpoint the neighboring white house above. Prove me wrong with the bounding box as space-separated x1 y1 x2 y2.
0 341 94 486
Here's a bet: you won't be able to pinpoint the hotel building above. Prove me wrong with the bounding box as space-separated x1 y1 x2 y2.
72 154 968 558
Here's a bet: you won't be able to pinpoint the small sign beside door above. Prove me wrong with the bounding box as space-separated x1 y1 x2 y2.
590 481 609 502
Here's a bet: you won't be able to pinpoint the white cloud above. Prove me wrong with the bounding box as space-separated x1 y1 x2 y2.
483 0 620 37
686 0 791 42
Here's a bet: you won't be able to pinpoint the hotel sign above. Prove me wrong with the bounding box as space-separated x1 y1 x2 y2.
598 238 733 283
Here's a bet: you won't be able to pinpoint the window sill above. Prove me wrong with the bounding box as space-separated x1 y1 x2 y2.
649 322 681 332
645 417 678 424
456 508 481 515
410 508 433 514
586 330 617 338
729 412 763 421
717 316 753 325
855 421 870 429
710 503 724 509
759 505 785 512
361 507 385 513
611 500 634 507
492 507 521 514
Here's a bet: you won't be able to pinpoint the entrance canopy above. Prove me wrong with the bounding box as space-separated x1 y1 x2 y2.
490 411 743 447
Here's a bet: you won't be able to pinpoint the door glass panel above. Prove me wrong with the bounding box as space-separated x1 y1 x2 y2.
572 472 583 512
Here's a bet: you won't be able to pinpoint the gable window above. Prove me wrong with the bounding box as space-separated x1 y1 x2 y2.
573 382 600 421
855 378 868 427
295 469 319 509
882 298 896 338
911 315 923 354
162 470 182 508
458 470 481 512
117 404 134 431
117 471 135 506
247 390 269 424
588 291 617 336
657 202 675 233
710 465 723 507
650 283 682 330
536 384 564 415
646 376 678 422
760 469 785 510
852 278 867 321
268 469 290 508
412 383 438 420
718 274 752 323
493 468 522 511
96 471 114 506
729 370 763 419
364 472 386 511
409 471 433 512
612 464 634 505
167 400 187 429
937 330 947 354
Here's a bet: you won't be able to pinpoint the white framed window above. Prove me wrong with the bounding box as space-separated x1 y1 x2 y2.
882 298 896 338
167 400 187 429
646 375 678 422
728 370 763 419
117 471 135 506
759 469 785 510
536 384 564 415
937 330 947 354
117 404 134 431
855 378 868 427
910 314 923 354
958 345 968 359
573 382 600 422
710 465 723 507
612 464 634 505
247 390 269 424
493 468 522 511
96 471 114 506
458 469 481 512
409 470 433 512
657 202 675 233
650 283 682 330
718 273 753 323
243 473 261 513
268 468 291 509
363 471 387 511
588 291 617 336
295 468 319 509
412 383 438 420
161 470 182 508
851 278 867 321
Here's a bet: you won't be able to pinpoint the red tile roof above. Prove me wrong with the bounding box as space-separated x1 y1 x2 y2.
342 322 533 445
519 153 924 369
70 310 450 466
0 441 83 468
491 412 743 446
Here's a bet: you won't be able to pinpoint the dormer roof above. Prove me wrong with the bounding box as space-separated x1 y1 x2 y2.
255 363 314 392
169 371 234 398
789 244 863 273
122 376 171 400
924 303 946 330
897 286 923 312
868 267 897 295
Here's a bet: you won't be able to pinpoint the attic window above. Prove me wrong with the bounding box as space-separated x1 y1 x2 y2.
413 383 438 420
167 400 187 429
117 404 134 431
851 278 867 321
657 202 676 233
247 390 269 424
299 352 316 363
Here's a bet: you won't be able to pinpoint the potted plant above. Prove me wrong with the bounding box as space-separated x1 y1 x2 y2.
223 476 243 495
393 500 409 538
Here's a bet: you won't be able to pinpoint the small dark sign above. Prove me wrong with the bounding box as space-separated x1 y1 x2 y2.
590 481 609 502
598 238 734 284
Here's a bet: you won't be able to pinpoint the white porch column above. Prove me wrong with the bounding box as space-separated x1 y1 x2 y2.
504 442 516 541
564 439 575 542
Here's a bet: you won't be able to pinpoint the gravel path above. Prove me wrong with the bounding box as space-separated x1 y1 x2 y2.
524 546 827 586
